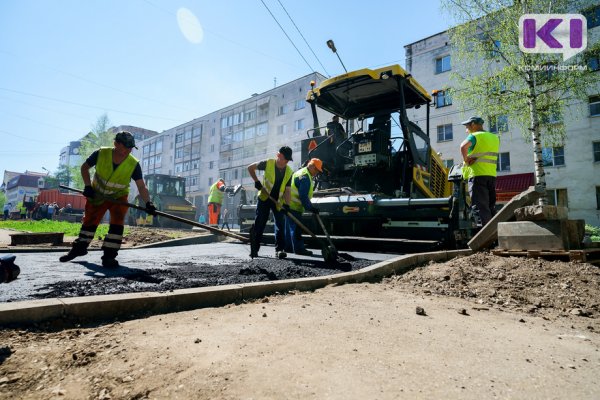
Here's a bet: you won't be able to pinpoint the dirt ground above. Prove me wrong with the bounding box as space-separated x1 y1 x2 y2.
1 244 600 398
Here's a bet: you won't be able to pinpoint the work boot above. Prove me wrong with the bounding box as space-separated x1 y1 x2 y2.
277 250 287 259
249 250 258 258
101 257 119 268
59 248 88 262
295 249 313 256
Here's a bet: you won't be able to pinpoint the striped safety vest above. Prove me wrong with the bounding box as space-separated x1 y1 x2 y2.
91 147 138 202
289 167 314 212
464 131 500 179
258 159 293 206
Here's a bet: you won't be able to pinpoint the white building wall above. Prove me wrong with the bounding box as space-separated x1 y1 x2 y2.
405 17 600 225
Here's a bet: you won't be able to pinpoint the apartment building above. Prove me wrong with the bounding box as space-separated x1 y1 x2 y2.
138 72 331 218
404 5 600 224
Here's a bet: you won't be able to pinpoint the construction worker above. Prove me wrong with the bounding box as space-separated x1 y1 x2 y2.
208 178 225 226
326 115 346 142
247 146 294 259
460 116 500 227
285 158 323 256
59 131 157 268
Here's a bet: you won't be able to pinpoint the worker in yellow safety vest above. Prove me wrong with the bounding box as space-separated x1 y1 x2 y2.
207 178 225 226
284 158 323 256
460 116 500 227
59 131 156 268
247 146 294 259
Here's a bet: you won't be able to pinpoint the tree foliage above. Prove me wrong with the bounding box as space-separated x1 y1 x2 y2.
443 0 600 202
70 113 115 188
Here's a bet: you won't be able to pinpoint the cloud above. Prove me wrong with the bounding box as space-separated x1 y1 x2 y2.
177 7 203 44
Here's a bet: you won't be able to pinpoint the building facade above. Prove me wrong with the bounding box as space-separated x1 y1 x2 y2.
137 72 331 220
404 5 600 224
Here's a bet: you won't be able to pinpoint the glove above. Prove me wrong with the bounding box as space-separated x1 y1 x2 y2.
83 185 95 199
145 201 157 216
309 207 319 214
282 204 290 213
254 181 263 191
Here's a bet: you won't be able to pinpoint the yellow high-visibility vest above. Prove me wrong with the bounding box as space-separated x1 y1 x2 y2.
258 159 293 206
466 131 500 178
92 147 138 202
289 167 314 212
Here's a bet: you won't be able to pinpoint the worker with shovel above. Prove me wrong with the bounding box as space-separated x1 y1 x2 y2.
285 158 323 256
247 146 294 259
59 131 157 268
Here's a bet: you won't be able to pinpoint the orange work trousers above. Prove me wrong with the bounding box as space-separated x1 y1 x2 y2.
82 196 129 226
208 203 221 225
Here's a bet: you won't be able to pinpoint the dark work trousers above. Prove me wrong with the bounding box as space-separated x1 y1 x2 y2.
468 176 497 226
253 198 286 253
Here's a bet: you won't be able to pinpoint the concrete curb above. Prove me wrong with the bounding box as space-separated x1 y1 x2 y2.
0 249 472 327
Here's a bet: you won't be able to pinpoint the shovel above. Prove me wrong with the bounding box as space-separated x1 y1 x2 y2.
60 185 249 243
261 190 337 263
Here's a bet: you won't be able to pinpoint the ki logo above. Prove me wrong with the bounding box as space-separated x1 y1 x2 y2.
519 14 587 61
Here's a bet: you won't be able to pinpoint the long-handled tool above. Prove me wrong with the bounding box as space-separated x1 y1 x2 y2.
60 185 249 243
313 213 339 261
313 213 355 261
261 190 337 263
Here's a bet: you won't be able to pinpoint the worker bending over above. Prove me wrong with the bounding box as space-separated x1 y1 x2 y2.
208 178 225 226
285 158 323 256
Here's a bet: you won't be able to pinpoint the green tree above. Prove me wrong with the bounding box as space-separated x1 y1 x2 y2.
443 0 600 204
0 191 6 209
71 113 115 188
54 163 74 187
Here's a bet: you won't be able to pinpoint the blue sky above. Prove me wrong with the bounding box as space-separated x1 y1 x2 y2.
0 0 451 175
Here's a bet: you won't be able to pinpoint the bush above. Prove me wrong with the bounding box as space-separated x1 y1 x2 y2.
585 224 600 242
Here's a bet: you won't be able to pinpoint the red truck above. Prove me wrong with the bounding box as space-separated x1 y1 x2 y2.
31 188 86 222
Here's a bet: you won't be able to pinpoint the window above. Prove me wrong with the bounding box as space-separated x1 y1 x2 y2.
278 104 288 115
244 127 255 140
489 40 501 58
295 100 306 110
295 119 305 131
541 110 562 125
436 124 453 142
210 144 215 152
435 55 451 73
256 122 268 136
595 141 600 162
175 148 184 159
489 115 509 133
277 124 287 135
590 95 600 116
587 54 600 72
435 89 452 108
542 146 565 167
208 177 213 187
547 188 568 207
443 159 454 168
497 152 510 171
175 133 183 143
583 5 600 29
245 109 256 121
209 161 214 169
489 78 506 95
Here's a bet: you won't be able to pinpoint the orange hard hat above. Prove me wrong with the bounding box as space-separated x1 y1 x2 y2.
309 158 323 172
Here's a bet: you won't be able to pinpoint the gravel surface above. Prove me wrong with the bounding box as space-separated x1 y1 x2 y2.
1 229 599 399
